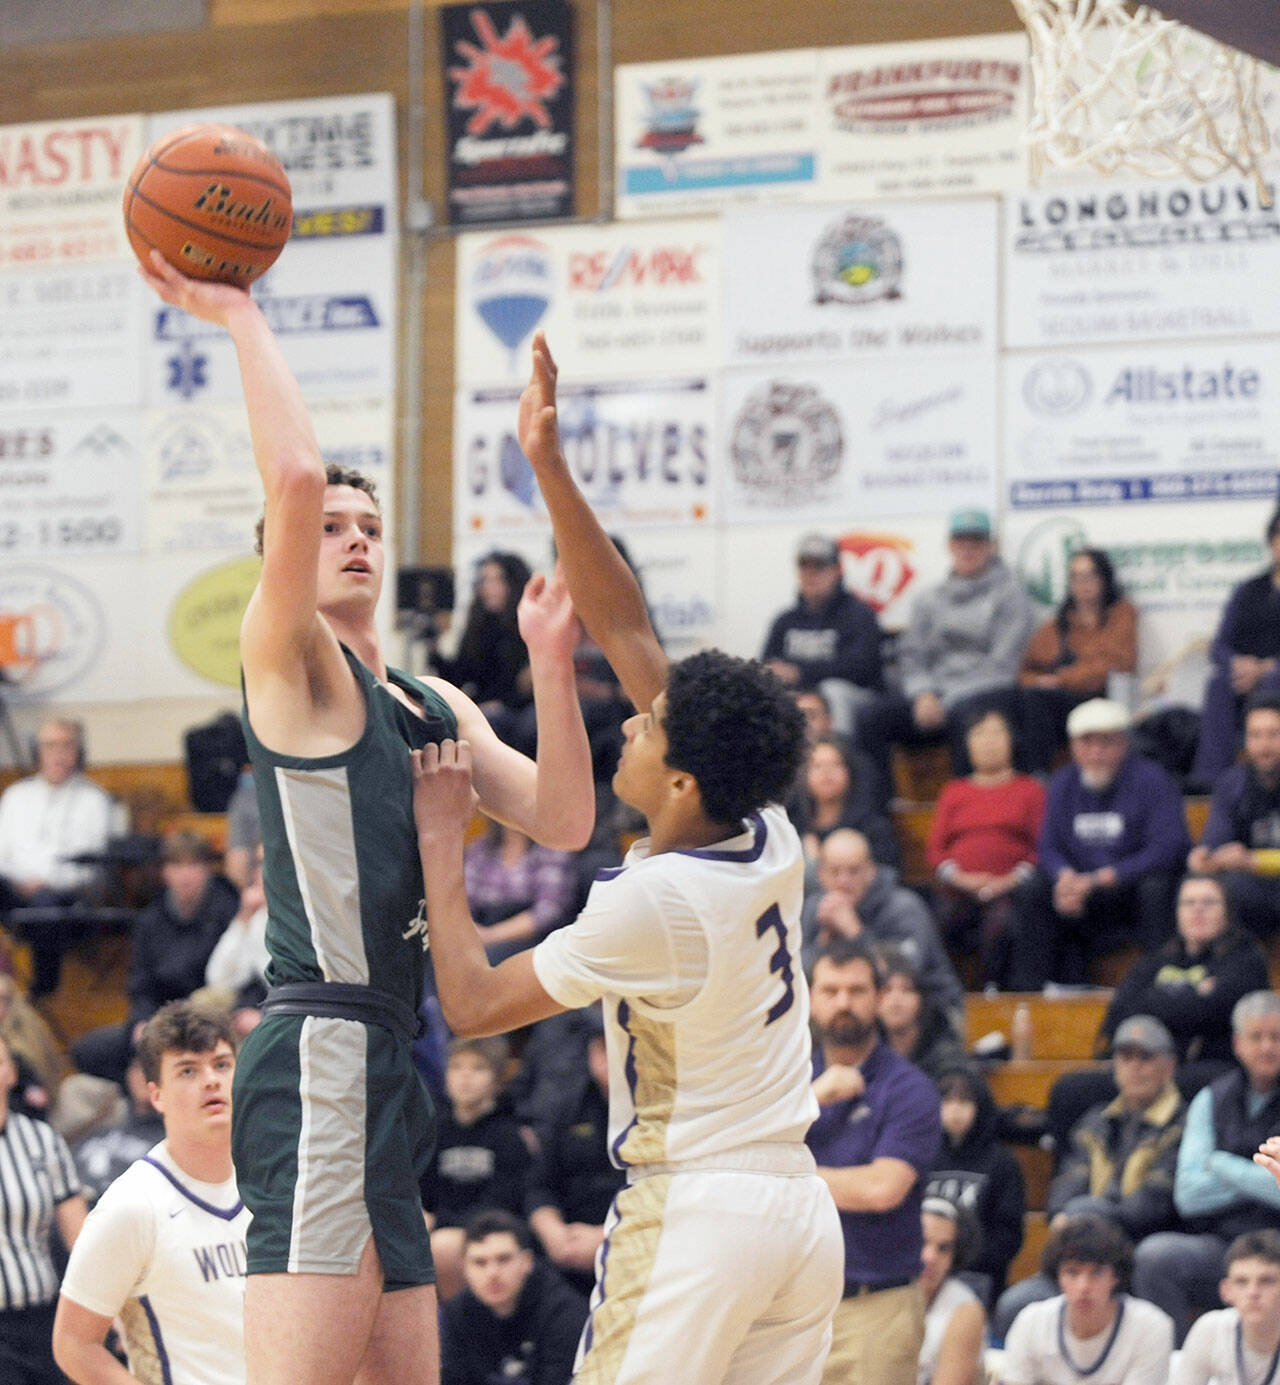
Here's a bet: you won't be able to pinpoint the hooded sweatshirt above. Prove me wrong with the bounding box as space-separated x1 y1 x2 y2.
898 557 1036 708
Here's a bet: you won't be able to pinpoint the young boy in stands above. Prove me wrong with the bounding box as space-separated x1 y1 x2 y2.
1174 1229 1280 1385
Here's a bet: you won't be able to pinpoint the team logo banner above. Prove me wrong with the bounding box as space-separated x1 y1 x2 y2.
455 219 721 384
0 263 147 416
440 0 574 224
1004 177 1280 348
1006 340 1280 509
454 375 715 534
815 33 1030 200
720 357 995 524
722 198 997 367
147 94 398 238
615 49 820 220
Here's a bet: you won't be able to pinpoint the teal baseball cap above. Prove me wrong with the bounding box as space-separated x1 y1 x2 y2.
949 508 992 539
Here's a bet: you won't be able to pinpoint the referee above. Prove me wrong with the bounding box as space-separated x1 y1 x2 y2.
0 1029 87 1384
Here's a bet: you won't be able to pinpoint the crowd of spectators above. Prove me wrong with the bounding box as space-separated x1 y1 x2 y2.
3 500 1280 1383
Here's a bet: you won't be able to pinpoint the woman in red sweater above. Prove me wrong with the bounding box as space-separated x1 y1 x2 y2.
928 708 1046 987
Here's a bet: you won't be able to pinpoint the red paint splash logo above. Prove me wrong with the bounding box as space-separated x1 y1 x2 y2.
449 8 565 135
839 533 917 613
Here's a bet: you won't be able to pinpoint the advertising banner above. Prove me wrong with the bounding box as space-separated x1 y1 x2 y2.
439 0 574 224
614 49 820 220
0 115 144 269
1005 340 1280 509
455 219 721 385
1004 177 1280 348
0 262 146 416
719 357 996 524
815 33 1030 200
722 197 997 368
454 375 715 535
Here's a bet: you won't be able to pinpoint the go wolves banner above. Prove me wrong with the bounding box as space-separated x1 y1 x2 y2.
440 0 575 225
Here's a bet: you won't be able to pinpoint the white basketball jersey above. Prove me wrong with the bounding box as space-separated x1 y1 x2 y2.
60 1142 249 1385
1175 1306 1277 1385
534 803 819 1168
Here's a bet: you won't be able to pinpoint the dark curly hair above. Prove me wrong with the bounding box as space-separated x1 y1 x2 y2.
254 463 380 556
1042 1214 1133 1291
136 1000 236 1085
662 650 806 825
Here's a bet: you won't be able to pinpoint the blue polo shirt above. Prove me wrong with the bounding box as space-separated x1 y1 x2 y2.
806 1040 941 1288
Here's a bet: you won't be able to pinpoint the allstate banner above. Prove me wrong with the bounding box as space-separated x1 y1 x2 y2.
719 356 995 524
455 219 722 385
440 0 574 224
0 115 144 268
453 375 716 534
1005 339 1280 509
815 33 1030 200
1004 177 1280 349
722 198 997 368
614 48 820 220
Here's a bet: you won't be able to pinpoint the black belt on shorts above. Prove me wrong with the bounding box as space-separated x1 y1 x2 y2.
842 1276 914 1299
260 982 421 1045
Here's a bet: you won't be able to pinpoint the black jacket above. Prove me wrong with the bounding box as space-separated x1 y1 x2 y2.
127 874 240 1025
420 1104 532 1229
762 585 884 692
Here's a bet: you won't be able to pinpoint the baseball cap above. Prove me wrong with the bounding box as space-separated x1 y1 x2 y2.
1112 1015 1175 1057
1066 698 1131 738
796 533 840 566
949 508 992 539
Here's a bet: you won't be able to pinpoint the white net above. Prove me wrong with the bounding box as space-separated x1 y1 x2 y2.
1011 0 1272 202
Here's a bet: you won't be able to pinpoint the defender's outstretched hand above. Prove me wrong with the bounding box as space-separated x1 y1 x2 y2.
1257 1135 1280 1188
518 567 580 667
137 248 255 329
518 331 563 472
411 740 477 840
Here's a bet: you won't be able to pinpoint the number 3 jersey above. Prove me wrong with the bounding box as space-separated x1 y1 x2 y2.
532 803 818 1169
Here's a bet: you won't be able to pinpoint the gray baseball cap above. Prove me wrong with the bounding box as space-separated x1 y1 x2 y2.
1112 1015 1175 1056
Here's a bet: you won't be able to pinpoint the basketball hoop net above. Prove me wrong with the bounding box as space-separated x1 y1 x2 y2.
1010 0 1273 205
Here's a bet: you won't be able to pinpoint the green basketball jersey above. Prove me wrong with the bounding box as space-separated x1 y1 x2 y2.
242 645 458 1012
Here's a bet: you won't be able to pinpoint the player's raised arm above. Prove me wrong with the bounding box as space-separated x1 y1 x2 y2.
138 251 326 669
518 332 668 714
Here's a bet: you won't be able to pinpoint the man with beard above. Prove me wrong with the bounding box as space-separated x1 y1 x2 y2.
805 937 942 1385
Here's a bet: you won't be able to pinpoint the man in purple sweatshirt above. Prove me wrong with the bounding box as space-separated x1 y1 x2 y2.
1007 699 1189 989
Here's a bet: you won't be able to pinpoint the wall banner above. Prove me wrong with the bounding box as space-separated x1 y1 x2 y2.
439 0 574 224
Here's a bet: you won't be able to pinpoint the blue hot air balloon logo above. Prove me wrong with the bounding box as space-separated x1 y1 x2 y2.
472 235 553 369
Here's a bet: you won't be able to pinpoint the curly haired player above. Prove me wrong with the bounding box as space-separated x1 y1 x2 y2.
412 333 843 1385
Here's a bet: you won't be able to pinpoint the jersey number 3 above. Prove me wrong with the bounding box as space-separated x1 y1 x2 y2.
755 903 795 1027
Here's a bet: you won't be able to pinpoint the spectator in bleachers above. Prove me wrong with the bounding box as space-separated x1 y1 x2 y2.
1047 873 1269 1153
1190 503 1280 787
994 1015 1185 1339
926 1066 1026 1306
439 1210 586 1385
506 1006 600 1144
68 1056 163 1207
464 819 576 964
438 551 533 749
1189 690 1280 938
1133 990 1280 1343
761 532 884 739
856 509 1036 798
1018 549 1138 775
795 687 836 745
879 950 967 1081
202 855 268 1033
801 829 963 1022
222 765 259 889
1000 1216 1173 1378
927 708 1045 989
0 972 60 1116
70 830 238 1088
422 1036 532 1301
1006 698 1188 990
527 1021 625 1296
917 1197 987 1385
790 735 899 869
1172 1229 1280 1385
0 718 121 998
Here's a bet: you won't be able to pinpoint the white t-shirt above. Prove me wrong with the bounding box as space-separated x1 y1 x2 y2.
60 1142 249 1385
1001 1294 1173 1385
0 772 118 891
919 1276 982 1385
533 804 818 1168
1174 1306 1280 1385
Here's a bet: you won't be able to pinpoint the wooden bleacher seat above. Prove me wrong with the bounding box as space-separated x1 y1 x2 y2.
964 991 1110 1061
1012 1143 1052 1211
1007 1211 1049 1285
986 1058 1110 1110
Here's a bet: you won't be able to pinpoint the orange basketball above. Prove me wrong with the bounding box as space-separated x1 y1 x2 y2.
123 123 292 287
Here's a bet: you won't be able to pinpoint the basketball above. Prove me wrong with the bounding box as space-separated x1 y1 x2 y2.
122 123 293 287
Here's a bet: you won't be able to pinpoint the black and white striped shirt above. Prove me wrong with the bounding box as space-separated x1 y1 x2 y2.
0 1110 80 1310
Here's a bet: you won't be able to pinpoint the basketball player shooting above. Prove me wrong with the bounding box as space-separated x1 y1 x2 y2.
135 254 594 1385
412 331 844 1384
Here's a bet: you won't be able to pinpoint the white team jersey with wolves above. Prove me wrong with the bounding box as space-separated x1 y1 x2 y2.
533 803 818 1168
60 1142 249 1385
1174 1307 1279 1385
